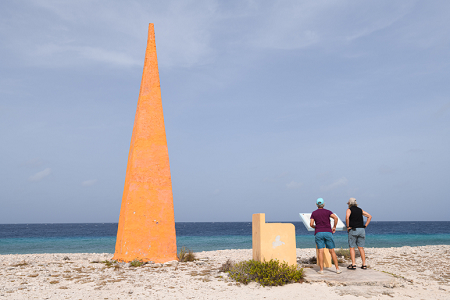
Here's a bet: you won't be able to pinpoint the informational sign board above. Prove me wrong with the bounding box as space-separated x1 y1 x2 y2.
299 213 346 232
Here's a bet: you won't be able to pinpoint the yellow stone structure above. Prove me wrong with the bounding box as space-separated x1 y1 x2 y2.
252 213 297 266
317 246 332 268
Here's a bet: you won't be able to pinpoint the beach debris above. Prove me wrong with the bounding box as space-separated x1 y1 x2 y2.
12 260 28 267
164 260 178 267
150 263 163 268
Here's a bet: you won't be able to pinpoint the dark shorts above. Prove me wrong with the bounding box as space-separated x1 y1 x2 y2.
315 232 335 249
348 228 365 248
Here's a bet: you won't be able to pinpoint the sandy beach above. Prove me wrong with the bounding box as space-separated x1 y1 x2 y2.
1 245 449 299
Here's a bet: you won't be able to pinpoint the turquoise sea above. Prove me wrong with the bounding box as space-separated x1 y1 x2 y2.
1 222 449 254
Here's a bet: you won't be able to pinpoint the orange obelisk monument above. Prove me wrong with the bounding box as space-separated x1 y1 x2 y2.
113 23 177 263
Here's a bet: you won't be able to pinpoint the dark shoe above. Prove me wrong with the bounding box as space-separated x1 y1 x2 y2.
361 265 367 269
347 265 356 270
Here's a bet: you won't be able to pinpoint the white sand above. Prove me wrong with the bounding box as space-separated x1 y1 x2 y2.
1 245 449 299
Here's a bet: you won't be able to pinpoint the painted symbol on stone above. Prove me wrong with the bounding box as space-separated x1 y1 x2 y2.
272 235 285 249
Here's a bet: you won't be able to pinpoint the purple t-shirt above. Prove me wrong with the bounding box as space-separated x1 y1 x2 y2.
311 208 333 235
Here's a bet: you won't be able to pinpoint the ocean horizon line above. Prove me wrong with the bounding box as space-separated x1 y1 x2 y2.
1 220 449 225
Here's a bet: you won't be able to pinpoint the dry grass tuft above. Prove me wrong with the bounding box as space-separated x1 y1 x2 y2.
219 259 234 272
178 247 196 262
335 248 361 260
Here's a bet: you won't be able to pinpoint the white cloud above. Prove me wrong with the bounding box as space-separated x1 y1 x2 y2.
1 0 420 71
29 168 51 182
321 177 348 191
248 1 413 50
20 0 218 69
82 179 98 187
33 44 141 68
286 181 303 189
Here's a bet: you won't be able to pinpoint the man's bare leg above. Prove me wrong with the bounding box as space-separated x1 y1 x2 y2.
328 248 340 272
349 247 356 266
317 248 324 271
358 247 366 266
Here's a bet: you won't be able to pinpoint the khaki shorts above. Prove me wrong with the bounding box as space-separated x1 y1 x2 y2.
348 228 365 248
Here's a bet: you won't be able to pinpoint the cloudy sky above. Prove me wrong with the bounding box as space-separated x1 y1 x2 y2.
1 0 449 223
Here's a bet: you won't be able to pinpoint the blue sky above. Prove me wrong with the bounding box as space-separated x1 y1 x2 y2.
1 1 449 223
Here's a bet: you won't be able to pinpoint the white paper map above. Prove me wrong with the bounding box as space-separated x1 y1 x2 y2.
299 213 346 232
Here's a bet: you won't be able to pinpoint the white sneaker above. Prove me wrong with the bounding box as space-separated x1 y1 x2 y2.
336 269 342 274
317 270 324 274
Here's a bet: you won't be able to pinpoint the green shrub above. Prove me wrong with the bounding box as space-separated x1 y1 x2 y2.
130 259 145 267
178 247 196 262
228 259 303 286
100 260 117 267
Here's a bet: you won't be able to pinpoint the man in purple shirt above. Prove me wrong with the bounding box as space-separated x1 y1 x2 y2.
310 198 341 274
